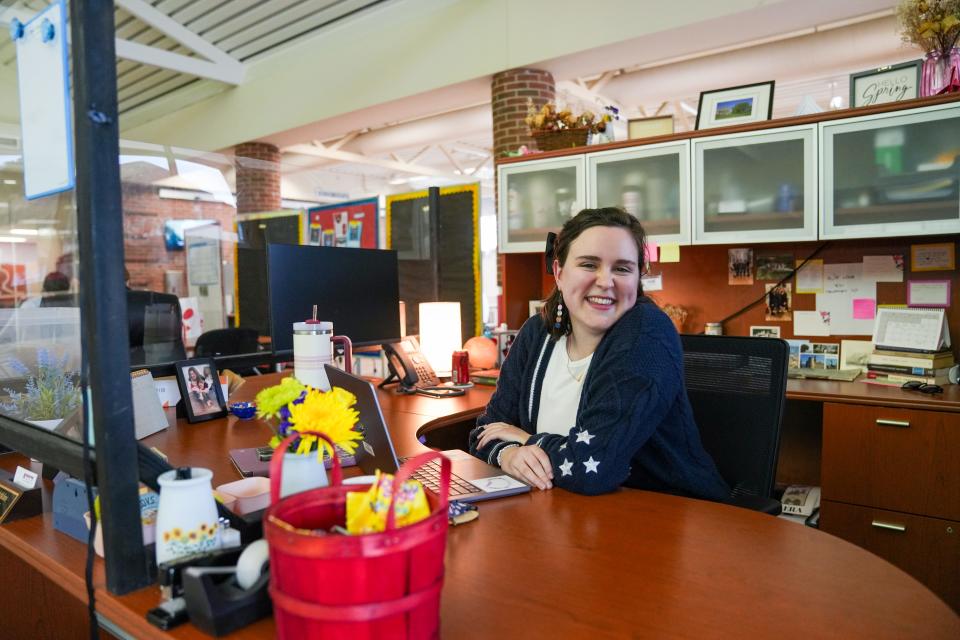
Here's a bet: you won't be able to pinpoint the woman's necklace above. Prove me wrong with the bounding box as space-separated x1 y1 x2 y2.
564 338 591 383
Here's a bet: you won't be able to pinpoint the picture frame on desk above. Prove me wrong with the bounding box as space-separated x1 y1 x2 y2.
849 60 921 108
175 357 227 423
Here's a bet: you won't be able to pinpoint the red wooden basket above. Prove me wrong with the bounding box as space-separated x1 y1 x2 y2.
264 431 450 640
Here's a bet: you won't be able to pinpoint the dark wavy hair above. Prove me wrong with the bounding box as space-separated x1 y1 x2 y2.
540 207 647 339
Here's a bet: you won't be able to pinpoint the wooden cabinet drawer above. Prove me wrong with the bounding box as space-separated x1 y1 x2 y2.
820 499 959 611
821 403 960 521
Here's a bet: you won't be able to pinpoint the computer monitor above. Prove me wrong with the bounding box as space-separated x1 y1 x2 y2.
267 244 401 353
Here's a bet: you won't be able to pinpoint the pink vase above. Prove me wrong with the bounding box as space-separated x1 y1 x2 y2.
920 48 960 96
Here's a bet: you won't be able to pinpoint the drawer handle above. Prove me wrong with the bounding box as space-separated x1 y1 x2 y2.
875 419 910 428
871 520 906 533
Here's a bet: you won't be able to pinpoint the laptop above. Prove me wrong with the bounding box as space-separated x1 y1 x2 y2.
325 365 530 502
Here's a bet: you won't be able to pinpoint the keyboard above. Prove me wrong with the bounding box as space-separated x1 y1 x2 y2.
402 458 478 497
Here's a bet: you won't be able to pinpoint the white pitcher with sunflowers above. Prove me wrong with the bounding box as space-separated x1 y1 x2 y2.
156 467 221 565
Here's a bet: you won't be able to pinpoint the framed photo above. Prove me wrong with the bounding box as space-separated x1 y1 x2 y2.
696 81 775 130
749 326 781 338
849 60 921 109
175 358 227 423
496 330 519 367
628 115 674 140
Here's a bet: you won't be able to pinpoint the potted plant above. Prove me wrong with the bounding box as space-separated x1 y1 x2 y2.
1 348 82 429
898 0 960 95
255 377 363 497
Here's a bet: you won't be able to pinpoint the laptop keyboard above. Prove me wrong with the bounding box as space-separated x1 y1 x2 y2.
402 458 478 496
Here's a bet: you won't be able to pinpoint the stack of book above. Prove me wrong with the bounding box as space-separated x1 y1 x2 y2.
866 347 955 386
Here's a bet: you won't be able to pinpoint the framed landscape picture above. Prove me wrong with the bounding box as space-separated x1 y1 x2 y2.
849 60 921 108
696 81 775 130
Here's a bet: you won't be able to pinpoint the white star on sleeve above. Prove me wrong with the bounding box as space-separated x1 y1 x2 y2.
583 456 600 473
575 429 595 445
559 442 567 451
559 459 573 476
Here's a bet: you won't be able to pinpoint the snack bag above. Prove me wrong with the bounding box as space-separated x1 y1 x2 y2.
345 470 431 534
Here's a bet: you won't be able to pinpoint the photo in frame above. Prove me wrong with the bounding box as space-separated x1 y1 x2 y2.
628 115 674 140
849 60 921 108
175 358 227 423
696 81 774 130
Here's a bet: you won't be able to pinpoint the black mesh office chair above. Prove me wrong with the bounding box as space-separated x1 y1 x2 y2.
681 334 788 515
127 290 187 366
194 328 260 358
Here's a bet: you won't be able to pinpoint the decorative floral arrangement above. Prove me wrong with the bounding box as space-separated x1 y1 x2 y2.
255 377 362 459
897 0 960 54
1 348 82 421
525 99 612 134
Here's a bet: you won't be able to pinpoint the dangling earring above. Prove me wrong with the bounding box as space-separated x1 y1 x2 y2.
554 300 563 329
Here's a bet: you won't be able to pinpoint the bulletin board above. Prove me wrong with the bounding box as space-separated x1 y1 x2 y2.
386 184 481 342
306 198 378 248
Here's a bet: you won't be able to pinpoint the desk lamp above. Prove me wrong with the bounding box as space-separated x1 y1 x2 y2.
419 302 461 377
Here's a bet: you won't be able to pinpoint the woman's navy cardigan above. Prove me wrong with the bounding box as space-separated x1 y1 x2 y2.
469 300 730 500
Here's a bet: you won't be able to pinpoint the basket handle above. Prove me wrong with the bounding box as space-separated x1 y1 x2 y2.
386 451 451 531
269 430 344 504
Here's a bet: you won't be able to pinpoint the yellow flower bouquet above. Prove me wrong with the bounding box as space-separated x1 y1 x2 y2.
255 377 363 460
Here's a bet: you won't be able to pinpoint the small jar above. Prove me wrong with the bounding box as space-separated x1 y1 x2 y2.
704 322 723 336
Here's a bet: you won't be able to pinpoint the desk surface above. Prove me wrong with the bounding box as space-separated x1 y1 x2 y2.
0 375 957 638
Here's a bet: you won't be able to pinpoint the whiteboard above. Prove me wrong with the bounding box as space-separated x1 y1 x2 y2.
13 0 74 200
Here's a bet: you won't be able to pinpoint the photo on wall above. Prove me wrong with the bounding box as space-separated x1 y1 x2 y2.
764 283 792 321
728 248 754 285
750 326 781 338
755 253 795 281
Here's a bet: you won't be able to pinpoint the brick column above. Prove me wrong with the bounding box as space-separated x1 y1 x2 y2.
235 142 281 214
491 68 555 158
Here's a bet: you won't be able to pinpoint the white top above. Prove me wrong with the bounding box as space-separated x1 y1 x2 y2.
536 335 593 435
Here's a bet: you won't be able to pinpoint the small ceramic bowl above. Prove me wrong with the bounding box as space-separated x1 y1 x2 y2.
216 477 272 515
229 401 257 420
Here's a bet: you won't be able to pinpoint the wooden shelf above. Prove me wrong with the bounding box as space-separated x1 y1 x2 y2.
834 200 957 224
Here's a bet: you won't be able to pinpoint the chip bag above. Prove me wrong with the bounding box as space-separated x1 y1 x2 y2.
345 470 431 534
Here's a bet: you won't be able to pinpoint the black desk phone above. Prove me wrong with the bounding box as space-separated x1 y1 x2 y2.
381 337 440 390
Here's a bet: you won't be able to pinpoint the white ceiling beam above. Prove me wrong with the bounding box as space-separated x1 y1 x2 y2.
115 39 245 85
589 70 618 93
438 145 465 174
556 79 623 114
405 146 432 164
328 130 361 151
468 155 491 175
284 144 460 180
115 0 245 83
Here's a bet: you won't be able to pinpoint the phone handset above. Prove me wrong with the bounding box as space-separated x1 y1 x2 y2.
380 337 440 390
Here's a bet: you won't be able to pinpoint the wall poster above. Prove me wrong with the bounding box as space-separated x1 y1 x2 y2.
306 198 378 249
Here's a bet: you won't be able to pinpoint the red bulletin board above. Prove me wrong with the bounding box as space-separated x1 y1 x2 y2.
306 198 378 249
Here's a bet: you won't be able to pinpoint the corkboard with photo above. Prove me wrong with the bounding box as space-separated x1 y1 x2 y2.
764 283 792 321
728 248 753 285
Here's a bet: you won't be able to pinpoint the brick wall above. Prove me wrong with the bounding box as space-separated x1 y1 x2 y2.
235 142 281 214
491 68 555 158
122 182 235 293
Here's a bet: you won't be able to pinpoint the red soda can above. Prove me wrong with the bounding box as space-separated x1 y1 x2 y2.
452 350 470 384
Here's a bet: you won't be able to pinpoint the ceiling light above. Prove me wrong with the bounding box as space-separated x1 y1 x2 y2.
10 228 39 236
0 236 27 243
388 177 408 185
3 179 16 185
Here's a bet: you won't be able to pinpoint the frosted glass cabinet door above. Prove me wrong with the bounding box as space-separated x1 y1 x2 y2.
587 141 690 244
694 125 818 244
498 157 584 253
820 103 960 239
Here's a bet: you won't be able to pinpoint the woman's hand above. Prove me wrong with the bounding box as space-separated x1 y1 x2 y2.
476 422 530 449
500 446 554 490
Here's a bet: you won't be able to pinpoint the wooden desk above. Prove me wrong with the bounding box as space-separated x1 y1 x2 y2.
0 376 957 639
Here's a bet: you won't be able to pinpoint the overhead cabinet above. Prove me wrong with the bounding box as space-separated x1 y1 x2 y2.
498 156 584 253
495 97 960 252
820 102 960 239
587 141 691 245
693 125 818 244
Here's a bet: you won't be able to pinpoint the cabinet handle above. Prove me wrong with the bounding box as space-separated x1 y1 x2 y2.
875 419 910 428
871 520 906 533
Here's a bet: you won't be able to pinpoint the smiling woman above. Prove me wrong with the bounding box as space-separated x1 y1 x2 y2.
469 208 729 500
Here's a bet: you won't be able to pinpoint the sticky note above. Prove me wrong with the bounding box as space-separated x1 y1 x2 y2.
659 243 680 263
644 242 659 263
852 298 876 320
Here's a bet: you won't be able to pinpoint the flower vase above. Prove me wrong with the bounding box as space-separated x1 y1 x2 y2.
920 48 960 96
155 467 221 565
279 451 329 498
